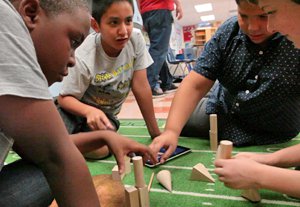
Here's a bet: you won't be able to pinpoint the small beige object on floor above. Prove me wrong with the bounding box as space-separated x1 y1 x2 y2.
156 170 172 192
147 172 155 192
209 114 218 151
190 163 215 183
241 188 261 203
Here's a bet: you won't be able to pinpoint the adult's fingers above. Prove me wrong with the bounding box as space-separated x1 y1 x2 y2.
160 146 176 163
149 141 162 156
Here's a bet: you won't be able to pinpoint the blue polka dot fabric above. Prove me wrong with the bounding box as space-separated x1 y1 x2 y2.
193 16 300 146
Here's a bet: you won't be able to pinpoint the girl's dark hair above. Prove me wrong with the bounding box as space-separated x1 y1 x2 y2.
92 0 134 23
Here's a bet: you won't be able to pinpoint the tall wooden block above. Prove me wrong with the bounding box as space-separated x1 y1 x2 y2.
125 186 140 207
138 185 150 207
209 130 218 151
209 114 218 151
132 156 146 188
209 114 218 133
216 140 233 160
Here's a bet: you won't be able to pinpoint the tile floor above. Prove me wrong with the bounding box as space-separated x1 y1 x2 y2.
118 91 176 119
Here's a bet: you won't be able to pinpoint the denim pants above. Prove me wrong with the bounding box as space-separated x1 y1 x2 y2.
0 160 53 207
142 9 174 89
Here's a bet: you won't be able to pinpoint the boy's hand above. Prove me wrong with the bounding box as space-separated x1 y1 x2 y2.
104 131 157 174
214 158 262 189
85 108 114 131
234 152 272 165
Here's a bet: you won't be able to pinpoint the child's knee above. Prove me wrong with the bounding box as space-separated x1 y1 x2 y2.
84 146 110 159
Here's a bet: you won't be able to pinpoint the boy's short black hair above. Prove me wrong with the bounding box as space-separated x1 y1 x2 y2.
10 0 89 16
92 0 134 23
240 0 300 5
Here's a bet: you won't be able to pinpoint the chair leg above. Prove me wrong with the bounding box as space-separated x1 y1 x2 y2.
179 63 186 75
172 65 180 76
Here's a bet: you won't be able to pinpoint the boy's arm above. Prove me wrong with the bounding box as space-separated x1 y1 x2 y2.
58 95 113 130
151 71 214 162
131 69 161 138
0 95 100 207
235 144 300 168
259 165 300 198
265 144 300 168
215 158 300 199
71 130 157 173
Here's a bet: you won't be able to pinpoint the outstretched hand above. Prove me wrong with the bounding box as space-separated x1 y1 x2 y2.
105 132 157 174
149 130 178 163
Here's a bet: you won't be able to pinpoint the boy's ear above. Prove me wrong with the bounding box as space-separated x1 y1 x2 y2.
91 17 100 32
18 0 41 31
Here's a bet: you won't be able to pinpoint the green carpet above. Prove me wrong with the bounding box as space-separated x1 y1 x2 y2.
5 119 300 206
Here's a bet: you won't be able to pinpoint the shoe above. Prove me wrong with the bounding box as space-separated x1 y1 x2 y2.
152 87 165 98
162 83 178 94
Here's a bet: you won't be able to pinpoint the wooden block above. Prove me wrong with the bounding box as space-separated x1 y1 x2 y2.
125 186 140 207
241 189 261 202
216 140 233 160
157 170 172 192
209 130 218 151
132 156 146 188
209 114 218 133
147 172 155 192
112 165 125 181
138 185 150 207
125 156 131 174
190 163 215 183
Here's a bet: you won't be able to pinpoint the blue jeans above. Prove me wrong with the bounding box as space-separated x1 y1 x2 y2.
142 9 174 89
0 160 53 207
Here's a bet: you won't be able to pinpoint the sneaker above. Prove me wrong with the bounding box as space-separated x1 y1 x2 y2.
152 87 165 98
162 83 178 94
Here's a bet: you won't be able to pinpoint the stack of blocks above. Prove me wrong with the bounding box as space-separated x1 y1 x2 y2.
112 156 171 206
191 114 261 202
111 114 261 205
123 156 150 207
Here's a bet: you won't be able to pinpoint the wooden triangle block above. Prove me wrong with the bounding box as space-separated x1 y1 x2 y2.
190 163 215 183
156 170 172 192
241 189 261 202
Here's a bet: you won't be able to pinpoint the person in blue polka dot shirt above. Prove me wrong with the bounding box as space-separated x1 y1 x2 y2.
215 0 300 199
149 0 299 163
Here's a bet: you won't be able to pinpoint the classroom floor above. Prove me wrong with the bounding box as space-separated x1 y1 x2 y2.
118 89 177 119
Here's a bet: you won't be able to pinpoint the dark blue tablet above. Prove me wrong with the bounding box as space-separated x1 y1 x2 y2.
145 145 191 167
